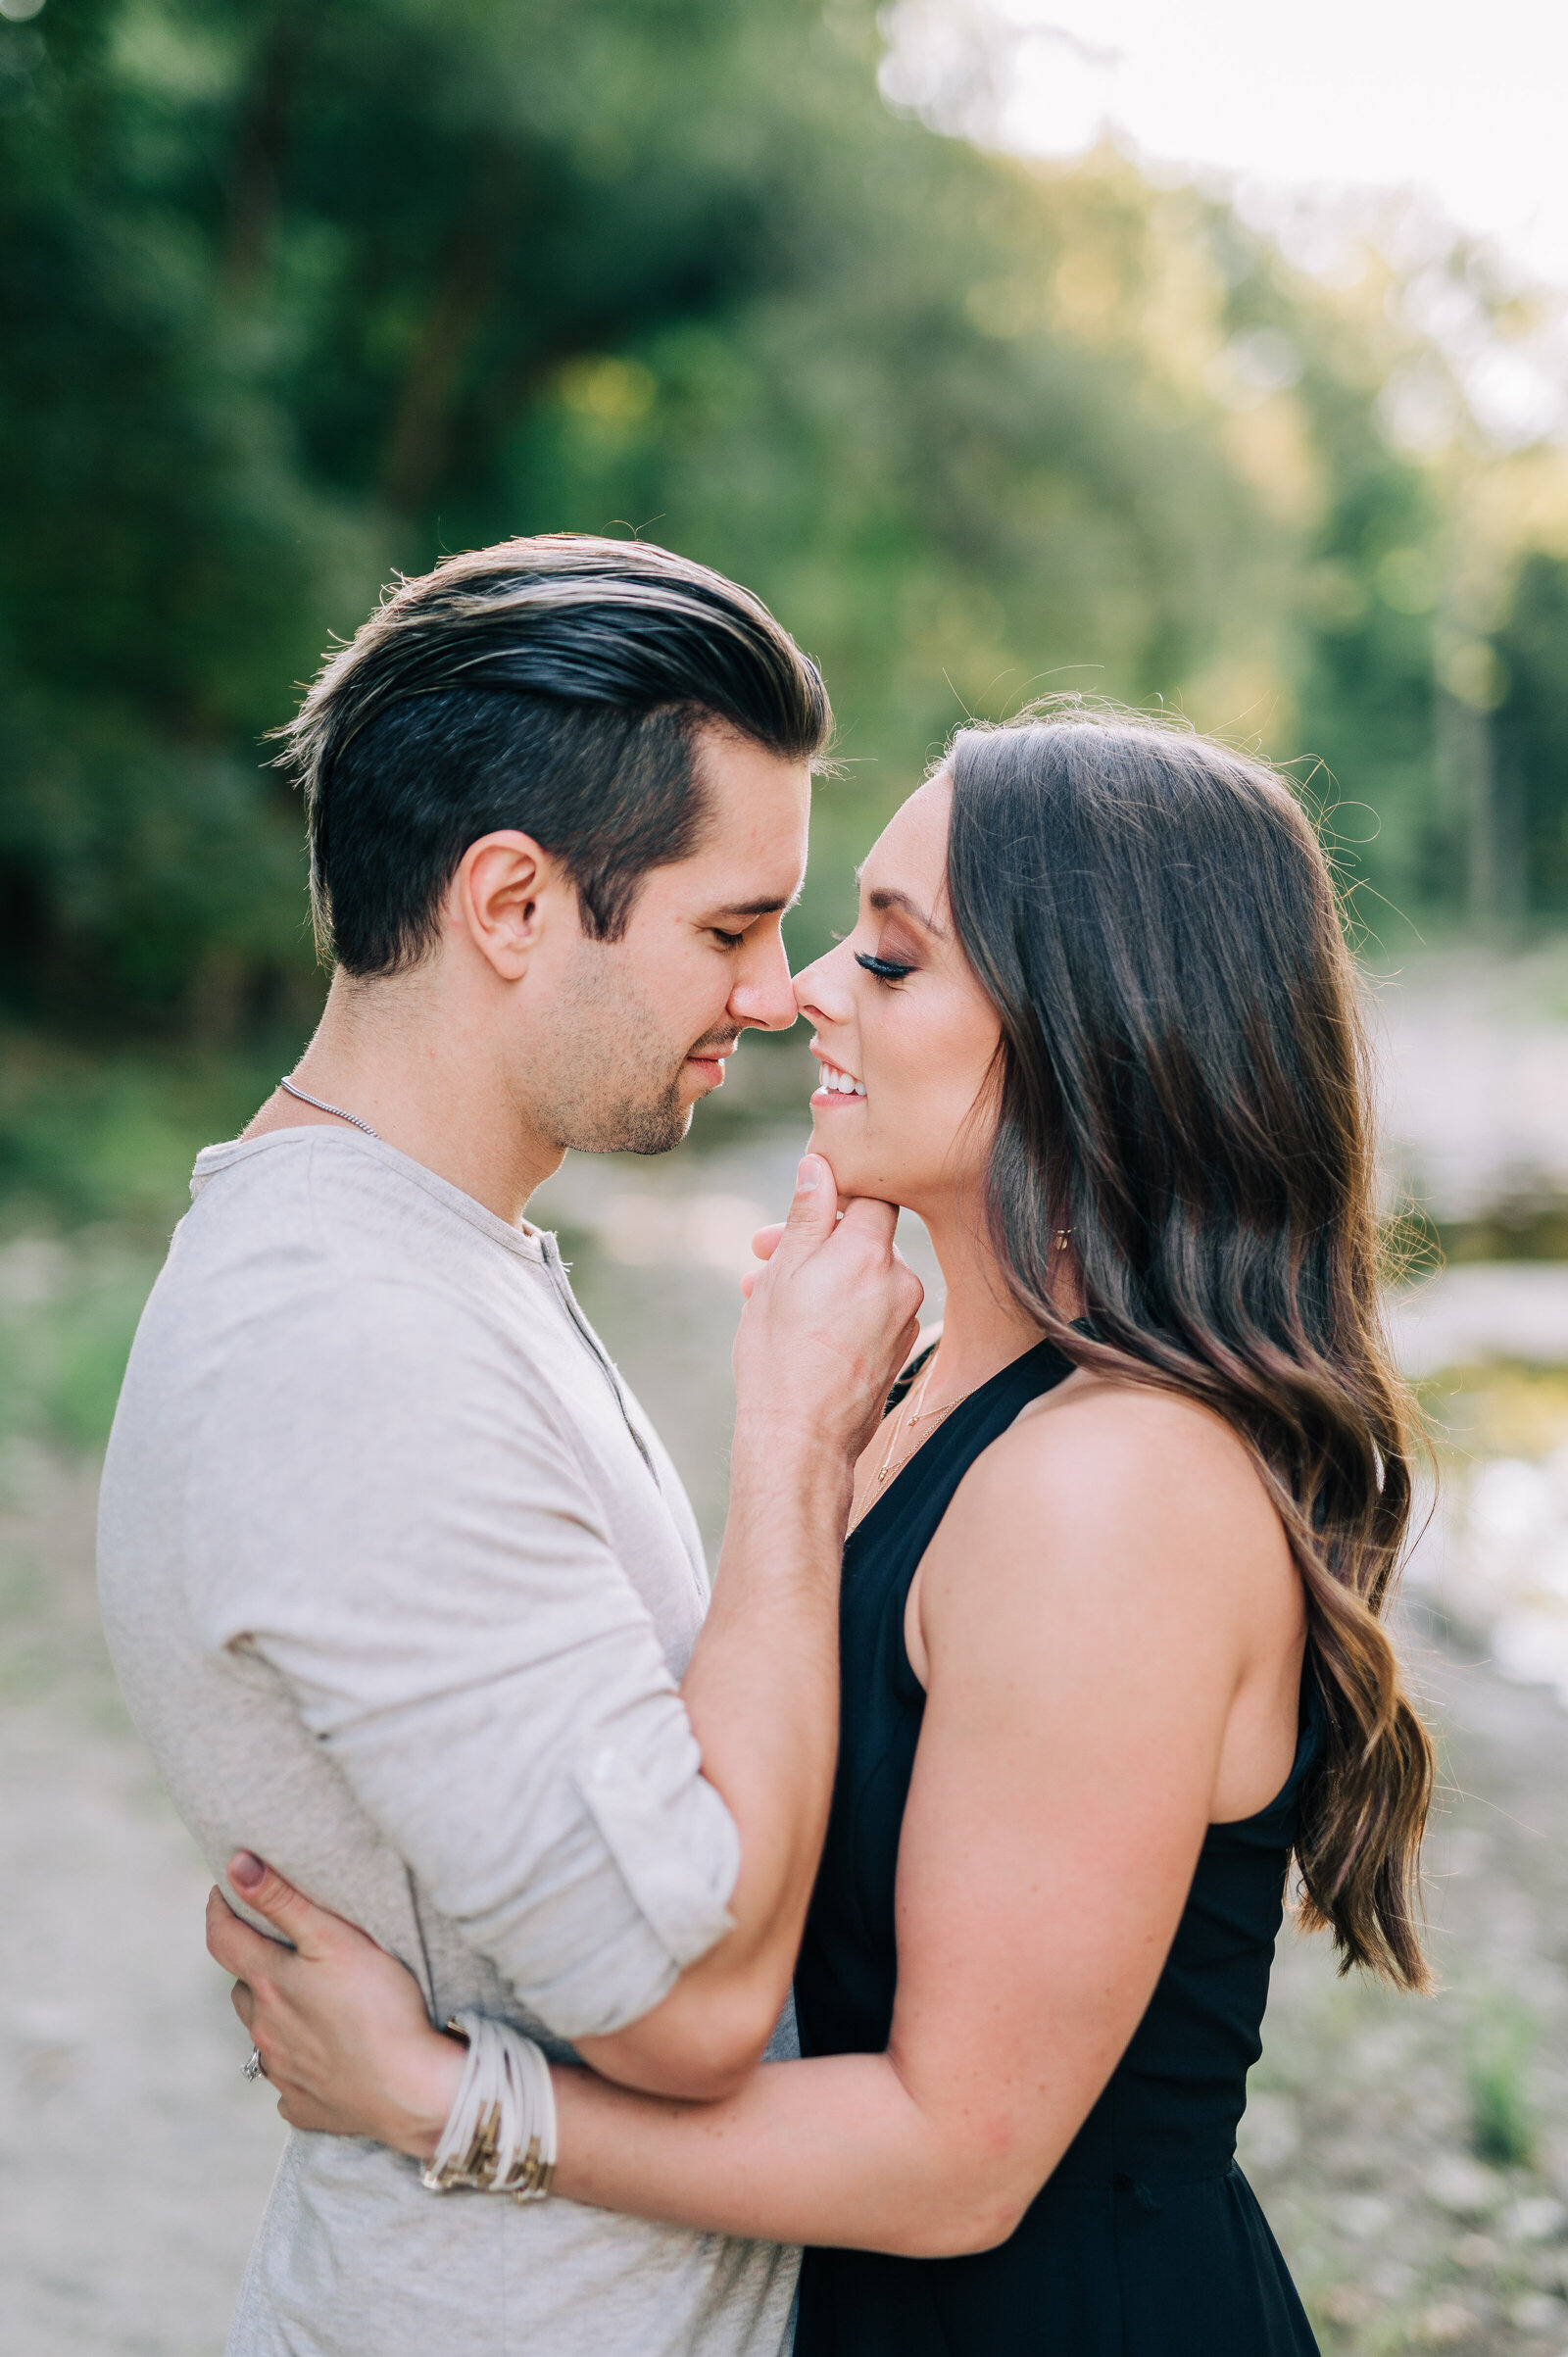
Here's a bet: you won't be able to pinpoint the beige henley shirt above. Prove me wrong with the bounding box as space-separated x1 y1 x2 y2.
97 1126 798 2357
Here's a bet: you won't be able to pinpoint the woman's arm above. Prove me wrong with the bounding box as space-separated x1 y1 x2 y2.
548 1385 1300 2253
212 1383 1301 2257
208 1867 989 2255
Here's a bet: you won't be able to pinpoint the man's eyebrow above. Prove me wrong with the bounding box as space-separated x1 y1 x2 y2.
704 890 801 921
866 884 947 936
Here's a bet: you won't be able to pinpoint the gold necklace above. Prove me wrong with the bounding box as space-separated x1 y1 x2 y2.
872 1357 976 1490
847 1354 981 1536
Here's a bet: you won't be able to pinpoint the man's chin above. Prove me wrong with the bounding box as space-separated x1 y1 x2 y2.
623 1102 694 1157
555 1085 692 1158
612 1086 694 1158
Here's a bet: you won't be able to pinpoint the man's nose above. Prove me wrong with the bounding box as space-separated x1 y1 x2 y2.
730 932 799 1033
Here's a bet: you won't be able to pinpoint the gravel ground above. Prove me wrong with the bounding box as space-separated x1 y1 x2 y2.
1243 1620 1568 2356
3 1314 1568 2353
0 1447 285 2357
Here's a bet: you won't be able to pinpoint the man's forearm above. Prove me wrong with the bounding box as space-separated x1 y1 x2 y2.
576 1166 919 2097
686 1421 854 1923
575 1427 852 2097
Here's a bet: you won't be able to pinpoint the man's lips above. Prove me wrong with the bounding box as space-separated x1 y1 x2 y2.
685 1042 738 1085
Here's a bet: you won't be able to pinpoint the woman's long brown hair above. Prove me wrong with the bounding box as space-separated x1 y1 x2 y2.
944 707 1434 1989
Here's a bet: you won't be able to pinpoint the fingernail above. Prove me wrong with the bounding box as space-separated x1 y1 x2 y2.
231 1850 266 1891
797 1156 818 1192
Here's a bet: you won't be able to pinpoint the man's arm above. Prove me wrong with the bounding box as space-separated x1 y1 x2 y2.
570 1154 922 2097
200 1154 918 2102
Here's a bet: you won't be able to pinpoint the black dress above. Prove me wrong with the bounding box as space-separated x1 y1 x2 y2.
793 1339 1323 2357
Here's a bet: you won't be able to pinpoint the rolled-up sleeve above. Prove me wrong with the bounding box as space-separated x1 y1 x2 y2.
182 1279 739 2040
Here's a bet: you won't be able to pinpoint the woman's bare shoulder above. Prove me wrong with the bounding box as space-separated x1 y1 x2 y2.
949 1367 1286 1579
1015 1366 1264 1478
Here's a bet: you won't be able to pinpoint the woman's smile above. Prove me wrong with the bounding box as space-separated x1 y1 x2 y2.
810 1048 866 1104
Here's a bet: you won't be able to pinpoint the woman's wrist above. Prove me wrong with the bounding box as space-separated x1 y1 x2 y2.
388 2023 467 2162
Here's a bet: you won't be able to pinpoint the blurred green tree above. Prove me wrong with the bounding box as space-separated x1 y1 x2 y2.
0 0 1552 1040
1494 552 1568 914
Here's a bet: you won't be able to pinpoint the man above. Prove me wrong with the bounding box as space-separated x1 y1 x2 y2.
97 536 921 2355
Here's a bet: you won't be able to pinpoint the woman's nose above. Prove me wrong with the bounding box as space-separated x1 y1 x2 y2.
793 940 856 1026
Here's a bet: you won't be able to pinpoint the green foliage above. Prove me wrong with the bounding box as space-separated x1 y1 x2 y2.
0 1030 289 1453
0 0 381 1025
0 0 1560 1028
1293 439 1447 914
1495 553 1568 912
1467 1996 1537 2169
0 1235 160 1450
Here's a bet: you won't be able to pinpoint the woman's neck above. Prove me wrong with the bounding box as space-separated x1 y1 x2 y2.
913 1198 1069 1404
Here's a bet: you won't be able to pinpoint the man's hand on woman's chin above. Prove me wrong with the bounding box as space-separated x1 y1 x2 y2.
731 1152 921 1469
207 1850 463 2160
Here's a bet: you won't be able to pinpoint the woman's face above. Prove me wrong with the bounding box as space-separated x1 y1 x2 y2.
795 775 1004 1217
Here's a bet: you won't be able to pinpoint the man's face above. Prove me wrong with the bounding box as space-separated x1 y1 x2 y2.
531 724 810 1155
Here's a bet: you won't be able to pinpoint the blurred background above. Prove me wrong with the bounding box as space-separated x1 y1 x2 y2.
3 2 1568 2351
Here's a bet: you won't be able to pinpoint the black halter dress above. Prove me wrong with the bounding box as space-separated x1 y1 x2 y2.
792 1338 1323 2357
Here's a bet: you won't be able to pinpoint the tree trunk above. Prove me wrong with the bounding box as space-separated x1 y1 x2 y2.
379 229 502 516
1440 688 1522 929
223 14 304 293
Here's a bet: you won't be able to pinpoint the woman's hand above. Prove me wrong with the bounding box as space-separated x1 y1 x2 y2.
740 1220 785 1300
206 1852 463 2160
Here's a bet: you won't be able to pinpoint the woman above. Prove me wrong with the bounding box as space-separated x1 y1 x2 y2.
212 710 1434 2354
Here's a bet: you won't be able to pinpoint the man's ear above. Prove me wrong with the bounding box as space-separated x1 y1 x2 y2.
451 831 566 981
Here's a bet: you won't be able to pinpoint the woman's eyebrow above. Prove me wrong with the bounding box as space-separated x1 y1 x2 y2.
866 884 947 937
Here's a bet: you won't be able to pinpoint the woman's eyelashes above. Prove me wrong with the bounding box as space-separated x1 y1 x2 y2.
855 951 914 984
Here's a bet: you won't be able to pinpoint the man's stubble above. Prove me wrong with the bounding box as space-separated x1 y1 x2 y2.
530 939 730 1158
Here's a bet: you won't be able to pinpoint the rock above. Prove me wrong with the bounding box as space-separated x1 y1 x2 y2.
1336 2192 1396 2241
1508 2287 1567 2331
1316 2283 1374 2326
1423 2154 1509 2217
1415 2298 1476 2344
1504 2194 1568 2243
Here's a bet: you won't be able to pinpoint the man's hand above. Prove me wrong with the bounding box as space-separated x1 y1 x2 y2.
732 1154 922 1468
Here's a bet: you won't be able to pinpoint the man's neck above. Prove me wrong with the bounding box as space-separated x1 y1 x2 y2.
244 972 564 1226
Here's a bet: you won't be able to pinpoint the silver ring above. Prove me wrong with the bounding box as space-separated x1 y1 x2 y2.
242 2045 265 2083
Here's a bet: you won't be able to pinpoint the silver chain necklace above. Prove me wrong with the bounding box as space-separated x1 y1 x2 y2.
278 1075 381 1140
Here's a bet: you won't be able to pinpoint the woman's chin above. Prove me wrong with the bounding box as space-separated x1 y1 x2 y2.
805 1124 880 1200
807 1118 852 1176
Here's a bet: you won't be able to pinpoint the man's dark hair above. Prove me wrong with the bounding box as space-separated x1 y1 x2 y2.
274 535 832 974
